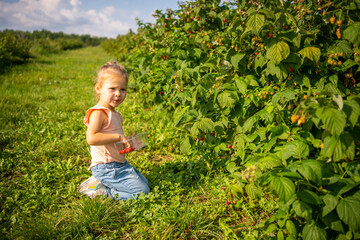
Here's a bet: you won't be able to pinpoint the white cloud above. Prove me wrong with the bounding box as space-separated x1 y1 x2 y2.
70 0 81 7
100 6 115 16
0 0 135 37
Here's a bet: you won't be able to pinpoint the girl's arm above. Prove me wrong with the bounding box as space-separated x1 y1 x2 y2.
86 110 127 145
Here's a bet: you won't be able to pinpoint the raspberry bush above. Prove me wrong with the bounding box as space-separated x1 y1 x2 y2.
103 0 360 238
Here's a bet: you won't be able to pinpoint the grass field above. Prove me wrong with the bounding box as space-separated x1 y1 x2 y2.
0 47 277 239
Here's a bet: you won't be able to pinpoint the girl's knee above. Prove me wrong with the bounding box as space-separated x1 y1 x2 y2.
141 183 150 194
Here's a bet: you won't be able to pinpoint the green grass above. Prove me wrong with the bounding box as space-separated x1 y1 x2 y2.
0 47 277 239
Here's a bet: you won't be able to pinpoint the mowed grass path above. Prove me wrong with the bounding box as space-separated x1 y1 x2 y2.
0 47 276 239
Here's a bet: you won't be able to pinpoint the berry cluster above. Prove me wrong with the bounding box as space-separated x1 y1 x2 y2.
119 147 135 154
241 165 258 182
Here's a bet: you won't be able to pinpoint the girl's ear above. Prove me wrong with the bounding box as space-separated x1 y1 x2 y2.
95 84 101 94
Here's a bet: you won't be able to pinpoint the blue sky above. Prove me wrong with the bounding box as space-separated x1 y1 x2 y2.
0 0 180 38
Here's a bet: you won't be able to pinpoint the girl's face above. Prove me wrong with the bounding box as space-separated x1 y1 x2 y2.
96 76 127 110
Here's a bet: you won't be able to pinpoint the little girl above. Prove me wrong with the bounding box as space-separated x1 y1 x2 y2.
80 61 149 200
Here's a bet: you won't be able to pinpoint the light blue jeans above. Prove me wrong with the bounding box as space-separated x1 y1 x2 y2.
91 161 150 200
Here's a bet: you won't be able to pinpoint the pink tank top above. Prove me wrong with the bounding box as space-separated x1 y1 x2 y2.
83 105 126 169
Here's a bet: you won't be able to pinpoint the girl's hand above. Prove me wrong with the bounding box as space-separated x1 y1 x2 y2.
118 134 131 148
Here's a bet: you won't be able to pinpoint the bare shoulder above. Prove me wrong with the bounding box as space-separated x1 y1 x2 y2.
88 109 108 127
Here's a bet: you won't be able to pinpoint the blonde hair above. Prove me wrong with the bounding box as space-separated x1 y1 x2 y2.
95 61 128 92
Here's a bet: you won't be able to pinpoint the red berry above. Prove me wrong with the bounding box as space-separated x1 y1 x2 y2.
269 33 273 38
200 137 204 141
289 67 293 72
119 147 132 154
227 144 231 148
255 51 258 55
194 138 197 141
211 132 215 136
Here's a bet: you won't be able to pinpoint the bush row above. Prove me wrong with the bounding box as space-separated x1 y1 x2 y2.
0 29 107 70
102 0 360 238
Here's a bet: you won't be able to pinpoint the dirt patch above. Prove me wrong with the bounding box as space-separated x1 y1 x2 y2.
150 155 174 164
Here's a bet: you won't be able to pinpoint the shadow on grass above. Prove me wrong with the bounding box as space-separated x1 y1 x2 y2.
0 58 54 75
146 153 228 191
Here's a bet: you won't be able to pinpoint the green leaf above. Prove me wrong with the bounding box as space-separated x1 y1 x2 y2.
293 200 313 221
230 53 245 70
245 74 259 87
323 135 341 161
266 41 290 64
258 9 275 19
298 189 321 205
332 94 343 110
321 107 346 136
246 13 265 34
266 61 288 80
336 40 354 59
286 220 298 238
323 133 355 161
243 115 259 133
173 106 191 127
180 136 191 154
234 76 247 94
329 75 338 85
347 161 360 179
245 182 262 199
254 53 268 70
234 134 245 159
265 223 278 234
336 196 360 232
283 53 303 69
322 194 339 217
258 154 283 169
302 221 327 240
298 47 321 62
226 161 239 173
296 160 322 184
343 99 360 128
191 117 215 136
320 211 345 233
337 182 359 196
217 90 238 108
322 83 342 95
292 33 302 49
342 59 357 71
277 171 302 179
257 108 273 123
271 176 295 202
282 140 309 160
282 89 297 101
284 13 300 32
343 22 360 47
